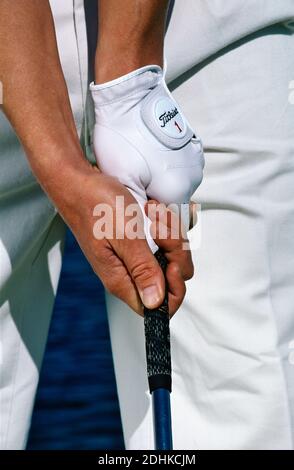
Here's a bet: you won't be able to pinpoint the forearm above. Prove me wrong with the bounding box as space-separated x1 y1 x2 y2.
0 0 92 211
95 0 169 83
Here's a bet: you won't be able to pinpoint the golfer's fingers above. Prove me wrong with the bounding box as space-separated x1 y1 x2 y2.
147 222 193 281
146 200 181 235
146 201 183 250
96 246 145 315
146 199 198 232
102 255 186 317
145 200 194 280
166 261 186 316
115 237 166 311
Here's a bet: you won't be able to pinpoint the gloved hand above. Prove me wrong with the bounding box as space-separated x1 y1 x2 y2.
90 64 204 251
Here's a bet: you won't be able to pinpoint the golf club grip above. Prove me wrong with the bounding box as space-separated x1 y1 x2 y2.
144 249 172 393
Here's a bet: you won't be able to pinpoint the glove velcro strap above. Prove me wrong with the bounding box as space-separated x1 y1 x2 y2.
140 85 194 150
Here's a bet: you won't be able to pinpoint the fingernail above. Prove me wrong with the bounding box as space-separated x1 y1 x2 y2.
141 285 162 309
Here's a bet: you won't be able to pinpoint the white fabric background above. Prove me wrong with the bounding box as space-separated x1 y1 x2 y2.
107 1 294 449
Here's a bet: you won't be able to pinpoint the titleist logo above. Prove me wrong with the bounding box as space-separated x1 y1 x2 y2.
159 107 179 128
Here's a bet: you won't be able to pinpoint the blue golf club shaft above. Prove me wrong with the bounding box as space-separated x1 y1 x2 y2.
153 388 173 450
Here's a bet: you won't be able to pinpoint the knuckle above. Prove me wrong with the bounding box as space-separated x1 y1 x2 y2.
130 260 158 285
170 248 194 281
184 263 194 281
182 253 194 280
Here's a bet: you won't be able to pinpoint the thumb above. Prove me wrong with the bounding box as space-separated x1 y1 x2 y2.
120 239 165 310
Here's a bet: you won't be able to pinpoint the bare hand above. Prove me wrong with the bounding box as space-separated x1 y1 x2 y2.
60 170 194 316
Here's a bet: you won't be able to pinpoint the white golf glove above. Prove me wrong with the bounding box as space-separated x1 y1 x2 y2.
90 65 204 251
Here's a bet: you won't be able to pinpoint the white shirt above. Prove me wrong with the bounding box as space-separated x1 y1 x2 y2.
166 0 294 82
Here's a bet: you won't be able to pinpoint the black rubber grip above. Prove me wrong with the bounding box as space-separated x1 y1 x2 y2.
144 250 172 393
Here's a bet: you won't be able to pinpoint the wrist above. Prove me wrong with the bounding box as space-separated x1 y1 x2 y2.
95 44 164 84
27 138 97 212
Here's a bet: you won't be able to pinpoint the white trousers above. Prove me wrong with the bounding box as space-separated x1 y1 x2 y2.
0 0 88 449
107 3 294 450
1 0 294 451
